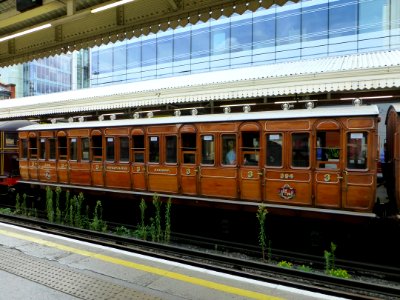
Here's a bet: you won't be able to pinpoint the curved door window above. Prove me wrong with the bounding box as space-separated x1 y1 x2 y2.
132 135 145 163
316 131 340 169
181 133 196 164
91 135 103 161
347 132 368 170
242 132 260 166
29 137 38 159
291 133 309 168
58 136 67 160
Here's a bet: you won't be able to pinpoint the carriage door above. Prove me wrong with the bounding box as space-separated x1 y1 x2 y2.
90 130 104 187
131 128 146 191
314 121 342 209
239 125 262 201
343 130 376 211
180 126 198 195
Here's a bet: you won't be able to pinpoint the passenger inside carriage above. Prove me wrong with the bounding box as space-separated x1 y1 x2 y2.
225 139 236 165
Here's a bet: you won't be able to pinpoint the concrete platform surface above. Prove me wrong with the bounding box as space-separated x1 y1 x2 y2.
0 222 347 300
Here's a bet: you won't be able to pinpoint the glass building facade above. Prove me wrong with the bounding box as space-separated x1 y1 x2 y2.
90 0 400 87
22 55 73 96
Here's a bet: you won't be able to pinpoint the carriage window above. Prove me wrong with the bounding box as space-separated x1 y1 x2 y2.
292 133 309 167
182 133 196 164
201 135 214 165
120 137 129 162
106 137 115 161
316 131 340 169
39 138 46 160
70 138 78 161
166 136 177 164
222 135 236 165
58 136 67 160
49 138 56 160
347 132 368 169
266 134 282 167
91 135 103 161
5 132 18 148
149 136 159 163
133 135 145 163
242 132 260 166
21 139 28 159
81 138 89 161
28 137 38 159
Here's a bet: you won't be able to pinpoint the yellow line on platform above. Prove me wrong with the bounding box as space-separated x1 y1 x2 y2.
0 229 283 300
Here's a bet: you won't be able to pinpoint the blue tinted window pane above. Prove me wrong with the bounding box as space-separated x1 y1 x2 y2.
329 0 357 38
127 42 141 68
253 13 275 49
113 45 127 72
192 26 210 59
231 18 252 52
98 48 112 73
276 7 301 45
142 39 156 67
302 3 328 42
359 0 389 34
174 31 191 62
211 24 230 55
157 35 173 64
91 51 99 74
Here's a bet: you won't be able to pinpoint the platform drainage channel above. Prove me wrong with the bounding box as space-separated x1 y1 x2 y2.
0 247 160 300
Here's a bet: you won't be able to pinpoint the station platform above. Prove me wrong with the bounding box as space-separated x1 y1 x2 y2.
0 222 345 300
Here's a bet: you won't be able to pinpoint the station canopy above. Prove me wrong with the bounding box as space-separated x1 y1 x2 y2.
0 49 399 120
0 0 298 67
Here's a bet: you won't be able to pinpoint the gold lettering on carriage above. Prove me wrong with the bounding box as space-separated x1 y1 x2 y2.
280 173 294 179
155 168 170 173
106 166 129 171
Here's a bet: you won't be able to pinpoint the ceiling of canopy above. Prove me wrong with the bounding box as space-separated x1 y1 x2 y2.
0 0 297 67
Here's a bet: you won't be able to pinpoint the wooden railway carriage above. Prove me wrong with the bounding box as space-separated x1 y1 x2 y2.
18 104 380 217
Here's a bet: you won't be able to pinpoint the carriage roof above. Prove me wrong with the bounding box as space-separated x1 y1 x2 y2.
18 104 379 132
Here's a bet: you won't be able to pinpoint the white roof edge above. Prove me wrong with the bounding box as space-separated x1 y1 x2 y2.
19 104 379 131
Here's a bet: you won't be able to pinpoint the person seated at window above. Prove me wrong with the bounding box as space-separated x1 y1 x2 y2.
225 140 236 165
244 153 258 166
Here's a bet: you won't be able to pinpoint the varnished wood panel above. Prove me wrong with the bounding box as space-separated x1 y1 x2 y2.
199 123 238 132
147 125 179 134
57 161 68 183
346 118 374 129
265 120 310 131
105 163 131 189
19 161 29 180
38 161 57 183
69 162 91 186
180 166 197 195
131 164 146 191
104 128 129 136
69 129 90 136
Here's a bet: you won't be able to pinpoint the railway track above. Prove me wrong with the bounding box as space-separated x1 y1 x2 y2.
0 213 399 300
